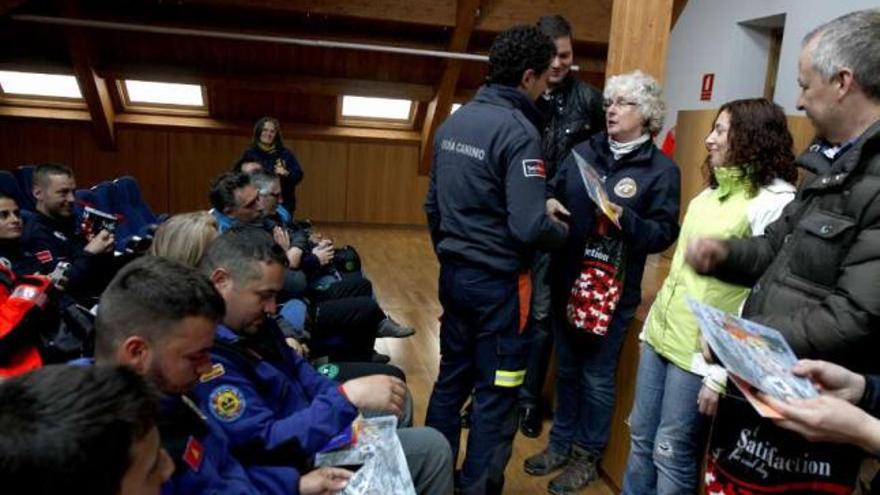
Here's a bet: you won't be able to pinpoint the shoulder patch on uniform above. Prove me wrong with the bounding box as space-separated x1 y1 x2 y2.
35 250 53 264
522 159 546 178
182 435 204 472
613 177 638 198
199 363 225 383
317 363 340 380
208 385 246 422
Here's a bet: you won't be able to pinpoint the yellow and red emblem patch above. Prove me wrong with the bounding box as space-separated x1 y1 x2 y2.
208 385 246 422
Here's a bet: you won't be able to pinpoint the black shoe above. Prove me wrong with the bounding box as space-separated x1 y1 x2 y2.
519 405 543 438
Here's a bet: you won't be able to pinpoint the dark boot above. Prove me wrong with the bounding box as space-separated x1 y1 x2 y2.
524 447 569 476
519 403 543 438
547 445 597 494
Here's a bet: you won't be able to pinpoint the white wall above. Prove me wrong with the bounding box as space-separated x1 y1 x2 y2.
660 0 879 140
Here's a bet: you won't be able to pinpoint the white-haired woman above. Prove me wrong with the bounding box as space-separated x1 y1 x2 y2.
524 70 681 494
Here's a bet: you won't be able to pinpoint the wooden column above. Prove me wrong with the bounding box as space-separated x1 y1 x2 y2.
600 0 675 489
605 0 674 82
64 0 116 150
417 0 480 175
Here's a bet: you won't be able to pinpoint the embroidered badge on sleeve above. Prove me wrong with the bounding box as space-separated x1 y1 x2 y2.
208 385 247 422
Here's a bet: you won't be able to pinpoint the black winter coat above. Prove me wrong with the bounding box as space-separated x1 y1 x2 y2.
548 133 681 314
713 120 880 373
537 75 605 179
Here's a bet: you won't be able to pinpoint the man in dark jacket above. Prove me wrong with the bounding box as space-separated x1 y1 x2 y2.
518 14 607 438
424 25 569 495
688 8 880 373
22 163 115 300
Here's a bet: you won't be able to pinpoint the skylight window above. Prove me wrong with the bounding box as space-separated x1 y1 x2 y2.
0 71 82 99
122 80 204 106
341 96 414 121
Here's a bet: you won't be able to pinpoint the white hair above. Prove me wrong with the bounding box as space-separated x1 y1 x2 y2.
603 70 666 136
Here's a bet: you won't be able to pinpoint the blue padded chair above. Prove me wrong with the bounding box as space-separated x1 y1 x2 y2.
114 176 158 226
0 171 30 211
12 165 35 211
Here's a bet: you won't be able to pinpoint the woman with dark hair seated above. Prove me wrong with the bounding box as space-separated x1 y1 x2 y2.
0 194 39 277
621 98 798 494
239 117 304 216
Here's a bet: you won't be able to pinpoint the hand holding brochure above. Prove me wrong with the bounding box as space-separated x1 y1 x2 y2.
571 150 621 228
687 299 817 417
314 416 416 495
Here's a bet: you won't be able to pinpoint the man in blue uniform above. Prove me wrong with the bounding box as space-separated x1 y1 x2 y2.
92 256 352 494
424 25 569 495
191 227 454 495
22 163 116 300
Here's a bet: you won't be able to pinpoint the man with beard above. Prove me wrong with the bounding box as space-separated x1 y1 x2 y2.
22 163 115 299
92 256 353 494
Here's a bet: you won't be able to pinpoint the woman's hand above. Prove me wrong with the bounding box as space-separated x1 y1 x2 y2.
697 385 720 416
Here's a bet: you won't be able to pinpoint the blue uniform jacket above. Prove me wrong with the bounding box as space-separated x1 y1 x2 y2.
192 323 358 468
548 133 681 312
68 358 294 495
21 212 114 299
425 84 568 274
159 395 299 495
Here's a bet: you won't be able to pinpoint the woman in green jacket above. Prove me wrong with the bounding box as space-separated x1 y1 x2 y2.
621 98 799 494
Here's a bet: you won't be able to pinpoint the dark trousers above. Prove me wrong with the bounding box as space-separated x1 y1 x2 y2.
311 274 374 302
311 296 382 362
519 251 553 407
425 262 528 495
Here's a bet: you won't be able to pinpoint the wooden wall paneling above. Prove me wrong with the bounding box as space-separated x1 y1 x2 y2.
345 142 427 225
0 119 75 170
167 131 250 213
787 115 815 156
289 139 349 223
72 127 170 213
674 109 718 218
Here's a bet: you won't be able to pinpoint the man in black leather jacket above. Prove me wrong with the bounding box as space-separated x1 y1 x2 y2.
518 15 605 438
536 15 605 180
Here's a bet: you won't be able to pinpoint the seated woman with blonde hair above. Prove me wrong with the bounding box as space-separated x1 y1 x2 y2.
149 211 219 267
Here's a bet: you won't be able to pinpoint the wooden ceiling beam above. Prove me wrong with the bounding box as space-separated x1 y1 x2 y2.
672 0 689 29
0 0 28 16
175 0 611 43
0 107 419 144
98 65 436 101
418 0 480 176
64 1 116 150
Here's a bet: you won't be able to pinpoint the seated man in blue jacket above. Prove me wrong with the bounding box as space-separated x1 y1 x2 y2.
192 226 454 495
92 255 352 494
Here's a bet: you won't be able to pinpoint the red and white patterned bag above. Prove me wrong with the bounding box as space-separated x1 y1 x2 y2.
565 217 626 336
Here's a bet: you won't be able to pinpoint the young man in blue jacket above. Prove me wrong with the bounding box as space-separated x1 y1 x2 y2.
92 256 351 494
423 24 569 495
192 226 454 495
